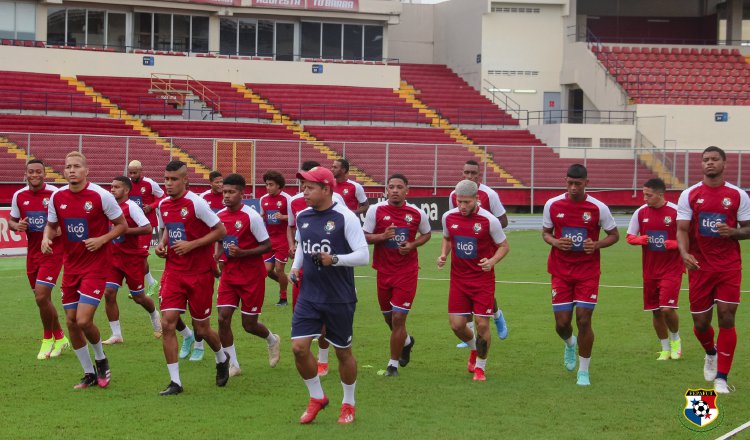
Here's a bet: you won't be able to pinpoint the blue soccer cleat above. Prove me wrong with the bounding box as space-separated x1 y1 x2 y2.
494 310 508 340
564 336 577 371
456 341 469 348
179 335 195 359
576 371 590 386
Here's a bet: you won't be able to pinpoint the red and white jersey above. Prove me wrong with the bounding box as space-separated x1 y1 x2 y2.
47 182 123 275
11 184 63 261
442 206 506 284
542 193 617 280
289 192 346 227
111 199 150 257
158 191 221 274
259 191 293 247
676 181 750 272
129 176 164 227
627 202 683 279
334 179 367 211
200 189 224 212
449 183 506 219
218 205 269 284
363 200 431 274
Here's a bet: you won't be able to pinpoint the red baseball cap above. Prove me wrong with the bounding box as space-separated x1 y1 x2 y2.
296 166 335 187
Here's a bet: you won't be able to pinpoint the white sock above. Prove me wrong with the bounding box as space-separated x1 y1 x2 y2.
214 348 227 364
669 331 680 341
74 346 95 374
109 320 122 338
404 335 412 346
266 332 277 345
167 362 181 386
179 327 193 339
342 381 356 406
149 311 160 330
388 359 399 368
493 309 502 320
225 344 240 368
146 272 156 285
660 339 670 351
466 337 477 350
318 348 329 364
92 341 106 361
475 357 487 371
579 356 591 373
467 321 475 332
304 376 325 399
565 336 576 347
194 340 204 350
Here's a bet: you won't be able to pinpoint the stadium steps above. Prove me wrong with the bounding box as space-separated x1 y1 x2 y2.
231 83 380 186
0 136 66 182
638 152 685 189
61 76 212 180
397 81 523 188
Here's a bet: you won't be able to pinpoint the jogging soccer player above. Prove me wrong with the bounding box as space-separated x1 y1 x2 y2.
437 180 509 382
626 178 683 361
363 173 431 377
449 160 509 342
332 158 369 215
102 177 162 344
155 160 229 396
42 151 127 389
216 173 280 377
200 170 224 212
287 160 345 376
259 170 293 306
127 160 164 296
9 159 69 359
676 146 750 394
541 164 619 386
290 166 368 424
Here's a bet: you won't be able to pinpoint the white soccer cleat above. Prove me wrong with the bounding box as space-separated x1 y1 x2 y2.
102 336 124 345
703 354 717 381
268 334 281 368
714 378 734 394
229 366 242 377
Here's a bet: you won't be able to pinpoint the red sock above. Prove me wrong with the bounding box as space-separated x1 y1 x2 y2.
53 328 65 340
693 326 715 354
43 330 53 339
280 290 288 300
717 327 737 376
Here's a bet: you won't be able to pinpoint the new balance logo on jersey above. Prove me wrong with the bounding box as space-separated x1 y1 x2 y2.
301 223 309 229
93 289 101 295
61 204 67 209
46 276 53 281
590 294 597 299
698 213 726 238
668 299 675 304
166 222 186 246
697 198 704 204
556 213 565 218
454 236 477 259
451 224 458 229
383 216 391 221
302 239 332 255
486 309 492 314
403 302 411 307
23 200 29 205
64 218 89 242
643 218 649 223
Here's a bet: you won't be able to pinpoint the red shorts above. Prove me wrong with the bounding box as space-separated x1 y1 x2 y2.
26 254 63 290
106 253 147 295
377 271 417 313
263 243 289 264
551 275 600 312
448 279 494 316
61 272 106 309
688 270 742 313
643 276 682 311
217 276 266 315
160 270 215 320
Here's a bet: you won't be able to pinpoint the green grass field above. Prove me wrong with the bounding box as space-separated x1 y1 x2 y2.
1 230 749 439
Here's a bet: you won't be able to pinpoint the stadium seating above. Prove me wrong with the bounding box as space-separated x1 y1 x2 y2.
0 70 106 114
77 76 183 116
591 46 750 105
399 64 519 126
248 84 431 124
196 81 272 120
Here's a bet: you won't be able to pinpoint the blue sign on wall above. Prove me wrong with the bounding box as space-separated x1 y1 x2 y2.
143 56 155 66
312 64 323 74
715 112 728 122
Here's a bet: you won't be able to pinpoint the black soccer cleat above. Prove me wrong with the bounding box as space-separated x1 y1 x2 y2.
275 298 288 306
216 353 230 387
159 381 183 396
73 373 98 389
384 365 399 377
95 357 111 388
399 336 415 367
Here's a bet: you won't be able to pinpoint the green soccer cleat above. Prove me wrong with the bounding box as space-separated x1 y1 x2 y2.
50 336 70 358
189 347 205 362
670 339 682 360
564 336 577 371
576 371 591 386
179 335 195 359
146 280 159 297
656 350 670 361
37 338 55 360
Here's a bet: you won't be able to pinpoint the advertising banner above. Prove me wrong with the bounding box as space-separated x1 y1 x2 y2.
0 207 28 256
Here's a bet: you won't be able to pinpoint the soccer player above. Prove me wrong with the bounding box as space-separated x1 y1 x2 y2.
626 178 683 361
363 173 431 377
676 146 750 394
216 173 281 377
259 170 293 306
332 158 369 215
102 177 162 344
127 160 164 296
200 170 224 212
541 164 619 386
449 160 509 342
42 151 128 389
155 160 230 396
437 180 509 382
9 159 69 359
290 166 368 424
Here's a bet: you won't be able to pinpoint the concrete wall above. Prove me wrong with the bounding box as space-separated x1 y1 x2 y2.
388 3 434 64
0 46 401 88
433 0 486 88
577 0 705 17
560 42 630 111
528 122 636 158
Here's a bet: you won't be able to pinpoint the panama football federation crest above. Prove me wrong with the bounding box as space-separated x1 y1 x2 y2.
680 389 722 431
276 200 282 208
234 220 242 230
324 220 336 233
664 216 672 225
473 222 482 233
343 188 349 195
180 207 188 218
722 197 732 208
84 201 93 212
42 198 49 207
582 211 592 222
141 187 146 194
405 214 413 223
